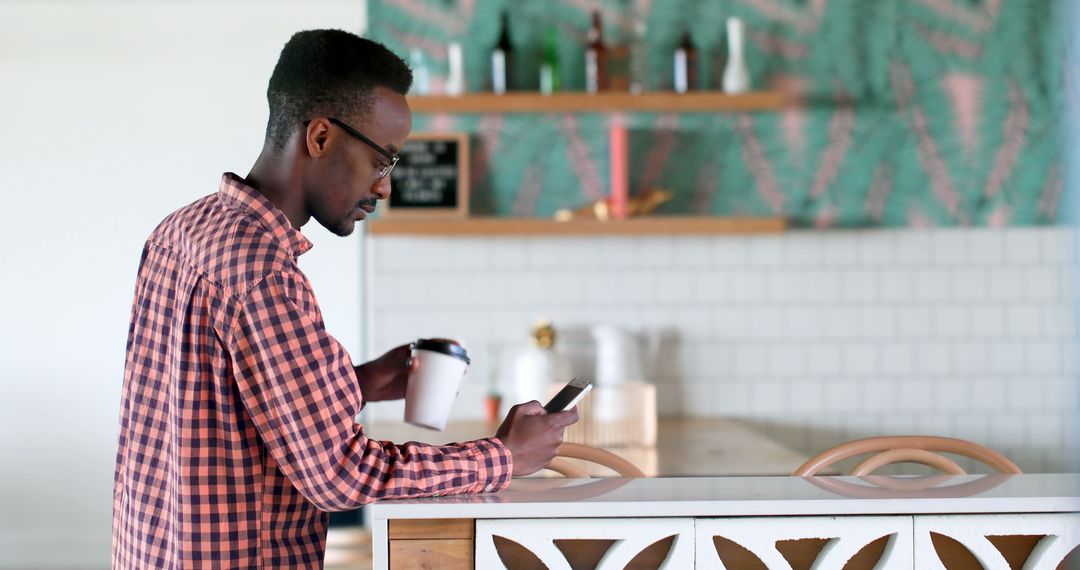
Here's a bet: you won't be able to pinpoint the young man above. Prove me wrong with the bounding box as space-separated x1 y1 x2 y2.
113 29 578 568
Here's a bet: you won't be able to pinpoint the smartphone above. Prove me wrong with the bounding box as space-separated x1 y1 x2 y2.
543 377 593 413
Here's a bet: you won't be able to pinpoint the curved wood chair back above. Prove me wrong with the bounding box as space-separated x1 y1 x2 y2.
544 442 645 478
793 435 1022 477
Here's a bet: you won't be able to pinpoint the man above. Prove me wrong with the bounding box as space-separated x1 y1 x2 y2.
113 29 578 568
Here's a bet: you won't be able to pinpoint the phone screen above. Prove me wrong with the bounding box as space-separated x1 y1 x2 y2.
544 378 593 413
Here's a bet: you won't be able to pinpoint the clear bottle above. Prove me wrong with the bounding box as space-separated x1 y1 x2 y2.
628 18 648 93
540 27 560 95
409 48 430 95
673 29 697 93
491 11 513 94
446 42 465 96
722 17 750 94
585 10 608 93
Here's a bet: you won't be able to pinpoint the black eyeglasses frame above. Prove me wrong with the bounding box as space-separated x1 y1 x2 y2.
303 117 400 179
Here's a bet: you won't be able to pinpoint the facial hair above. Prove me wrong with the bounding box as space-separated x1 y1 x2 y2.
327 196 379 237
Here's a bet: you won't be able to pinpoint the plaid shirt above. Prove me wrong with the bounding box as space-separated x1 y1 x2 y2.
113 173 512 568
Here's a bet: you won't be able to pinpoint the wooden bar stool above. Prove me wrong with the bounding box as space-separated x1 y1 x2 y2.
793 435 1022 476
545 442 646 478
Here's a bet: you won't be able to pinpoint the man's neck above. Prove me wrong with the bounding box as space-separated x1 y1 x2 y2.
245 148 309 230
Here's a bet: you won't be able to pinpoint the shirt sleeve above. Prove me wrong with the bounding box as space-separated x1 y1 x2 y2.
227 269 512 511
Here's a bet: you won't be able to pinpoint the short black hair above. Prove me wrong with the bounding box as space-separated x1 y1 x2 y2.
265 29 412 149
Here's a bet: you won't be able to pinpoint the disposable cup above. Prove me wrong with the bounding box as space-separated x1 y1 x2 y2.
403 339 470 430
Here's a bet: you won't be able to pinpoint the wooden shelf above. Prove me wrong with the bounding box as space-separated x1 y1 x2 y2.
406 91 784 113
367 216 785 236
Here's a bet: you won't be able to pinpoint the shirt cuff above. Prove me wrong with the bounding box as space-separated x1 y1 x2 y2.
464 437 513 494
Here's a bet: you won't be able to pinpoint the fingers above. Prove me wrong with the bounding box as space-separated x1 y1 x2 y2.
511 400 544 417
549 407 579 429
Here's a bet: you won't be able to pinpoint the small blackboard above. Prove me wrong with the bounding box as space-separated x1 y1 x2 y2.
385 132 470 218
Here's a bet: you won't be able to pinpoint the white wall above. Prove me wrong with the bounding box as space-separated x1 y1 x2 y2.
0 1 367 567
366 229 1080 474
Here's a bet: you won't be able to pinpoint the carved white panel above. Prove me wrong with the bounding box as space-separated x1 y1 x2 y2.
914 513 1080 570
475 517 695 570
695 515 914 570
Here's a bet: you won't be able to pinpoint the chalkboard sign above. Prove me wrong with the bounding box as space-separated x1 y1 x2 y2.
384 132 470 218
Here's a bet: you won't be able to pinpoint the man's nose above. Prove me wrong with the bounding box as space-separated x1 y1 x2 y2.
373 176 391 200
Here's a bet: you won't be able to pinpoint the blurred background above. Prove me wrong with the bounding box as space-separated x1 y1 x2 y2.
2 0 1078 568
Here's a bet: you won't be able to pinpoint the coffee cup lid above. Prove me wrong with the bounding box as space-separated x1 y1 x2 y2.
414 339 470 364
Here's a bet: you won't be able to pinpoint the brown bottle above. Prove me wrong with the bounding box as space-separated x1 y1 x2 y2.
585 10 608 93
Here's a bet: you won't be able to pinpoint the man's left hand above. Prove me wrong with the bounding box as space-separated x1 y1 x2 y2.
354 344 416 402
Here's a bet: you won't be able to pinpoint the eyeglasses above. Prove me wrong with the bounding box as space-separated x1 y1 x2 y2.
304 117 399 179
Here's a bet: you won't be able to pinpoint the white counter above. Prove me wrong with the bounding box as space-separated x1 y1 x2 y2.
372 473 1080 520
372 474 1080 569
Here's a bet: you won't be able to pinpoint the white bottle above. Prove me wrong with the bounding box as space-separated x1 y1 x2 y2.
409 48 430 95
722 17 750 94
446 42 465 96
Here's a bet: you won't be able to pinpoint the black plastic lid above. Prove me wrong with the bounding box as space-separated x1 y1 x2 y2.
414 339 470 364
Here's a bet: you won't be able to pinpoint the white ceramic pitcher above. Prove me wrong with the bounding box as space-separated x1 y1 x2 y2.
591 324 648 386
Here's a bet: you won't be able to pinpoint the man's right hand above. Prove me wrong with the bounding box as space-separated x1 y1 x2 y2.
495 401 579 477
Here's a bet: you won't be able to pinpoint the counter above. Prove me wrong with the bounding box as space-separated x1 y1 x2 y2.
371 474 1080 569
365 417 809 477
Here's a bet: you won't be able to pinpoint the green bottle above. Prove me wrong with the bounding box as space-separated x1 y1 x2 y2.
540 27 560 94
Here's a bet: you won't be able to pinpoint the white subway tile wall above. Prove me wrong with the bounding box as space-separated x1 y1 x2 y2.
364 228 1080 473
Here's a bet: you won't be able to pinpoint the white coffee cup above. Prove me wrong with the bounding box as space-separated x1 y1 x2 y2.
404 339 470 430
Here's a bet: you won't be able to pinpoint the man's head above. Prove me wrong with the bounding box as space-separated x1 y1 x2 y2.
265 29 413 236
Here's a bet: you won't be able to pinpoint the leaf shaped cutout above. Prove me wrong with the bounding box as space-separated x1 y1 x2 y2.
776 537 832 570
624 535 677 569
492 535 548 570
713 535 768 570
552 539 617 570
843 534 894 570
986 535 1046 570
930 531 983 569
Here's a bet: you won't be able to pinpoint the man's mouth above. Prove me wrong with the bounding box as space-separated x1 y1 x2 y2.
356 198 378 213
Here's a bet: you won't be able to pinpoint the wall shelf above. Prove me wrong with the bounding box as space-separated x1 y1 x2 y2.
406 91 784 114
367 216 785 236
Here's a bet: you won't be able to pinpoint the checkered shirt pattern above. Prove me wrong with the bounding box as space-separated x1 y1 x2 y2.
113 173 512 568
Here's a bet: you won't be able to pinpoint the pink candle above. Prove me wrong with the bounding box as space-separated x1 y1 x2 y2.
609 124 629 220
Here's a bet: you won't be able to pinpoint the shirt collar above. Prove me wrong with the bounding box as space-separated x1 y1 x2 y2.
217 172 313 257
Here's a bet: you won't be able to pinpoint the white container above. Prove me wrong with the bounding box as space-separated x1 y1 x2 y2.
549 381 657 447
722 17 750 94
404 339 470 430
514 346 571 405
446 42 465 96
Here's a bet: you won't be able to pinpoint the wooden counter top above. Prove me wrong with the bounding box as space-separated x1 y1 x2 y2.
364 417 809 477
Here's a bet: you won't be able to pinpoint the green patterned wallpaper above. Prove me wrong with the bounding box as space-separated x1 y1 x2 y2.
369 0 1065 227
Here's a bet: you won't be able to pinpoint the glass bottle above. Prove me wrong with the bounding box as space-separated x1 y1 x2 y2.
722 17 750 94
409 48 430 95
491 12 513 94
585 10 608 93
673 29 697 93
540 27 560 95
446 42 465 96
628 17 648 93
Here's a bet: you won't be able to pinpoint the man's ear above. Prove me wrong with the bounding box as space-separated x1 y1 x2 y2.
304 119 332 158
